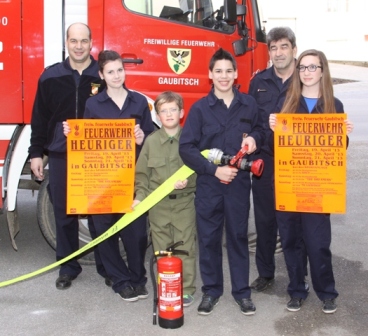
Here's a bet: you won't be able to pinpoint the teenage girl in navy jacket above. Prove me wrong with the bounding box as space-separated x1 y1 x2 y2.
269 49 354 314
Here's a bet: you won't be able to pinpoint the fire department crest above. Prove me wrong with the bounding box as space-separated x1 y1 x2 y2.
167 48 191 74
90 82 101 96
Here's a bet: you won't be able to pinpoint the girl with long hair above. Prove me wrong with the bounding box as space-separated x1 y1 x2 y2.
269 49 354 314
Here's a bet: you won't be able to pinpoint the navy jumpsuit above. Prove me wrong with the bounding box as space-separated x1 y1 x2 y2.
179 88 264 300
29 57 105 277
271 96 344 301
84 87 154 293
248 67 291 279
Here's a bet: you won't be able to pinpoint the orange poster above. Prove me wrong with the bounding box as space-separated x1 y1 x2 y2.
66 119 135 214
274 114 347 214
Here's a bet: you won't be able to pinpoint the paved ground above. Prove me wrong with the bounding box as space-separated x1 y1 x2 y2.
0 63 367 336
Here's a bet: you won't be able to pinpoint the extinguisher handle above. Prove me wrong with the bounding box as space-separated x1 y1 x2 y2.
171 249 189 256
166 241 184 251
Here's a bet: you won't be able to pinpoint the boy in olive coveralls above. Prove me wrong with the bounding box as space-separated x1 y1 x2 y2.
132 91 197 306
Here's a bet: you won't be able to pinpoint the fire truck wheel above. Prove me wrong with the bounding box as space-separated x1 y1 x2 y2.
37 172 100 265
36 173 151 265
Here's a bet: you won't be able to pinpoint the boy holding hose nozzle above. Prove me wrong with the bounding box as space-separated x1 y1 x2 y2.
179 48 264 316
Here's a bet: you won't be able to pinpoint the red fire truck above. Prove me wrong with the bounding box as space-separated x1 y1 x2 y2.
0 0 268 257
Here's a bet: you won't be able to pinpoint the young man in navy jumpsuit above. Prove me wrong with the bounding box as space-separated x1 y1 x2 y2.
179 48 264 316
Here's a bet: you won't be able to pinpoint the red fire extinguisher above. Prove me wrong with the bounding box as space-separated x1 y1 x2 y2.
150 241 188 329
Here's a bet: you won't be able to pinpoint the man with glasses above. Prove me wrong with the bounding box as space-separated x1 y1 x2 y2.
248 27 307 292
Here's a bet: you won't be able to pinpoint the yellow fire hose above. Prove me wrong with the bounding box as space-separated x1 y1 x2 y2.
0 150 209 288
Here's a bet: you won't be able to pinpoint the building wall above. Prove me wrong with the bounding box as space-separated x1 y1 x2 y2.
258 0 368 61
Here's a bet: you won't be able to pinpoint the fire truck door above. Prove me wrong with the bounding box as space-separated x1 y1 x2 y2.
0 0 23 123
97 0 250 114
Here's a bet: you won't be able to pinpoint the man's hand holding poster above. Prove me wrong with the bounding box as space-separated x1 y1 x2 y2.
274 114 347 214
66 119 135 214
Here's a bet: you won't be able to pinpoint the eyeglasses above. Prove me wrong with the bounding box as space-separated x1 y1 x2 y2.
297 65 322 72
159 108 179 115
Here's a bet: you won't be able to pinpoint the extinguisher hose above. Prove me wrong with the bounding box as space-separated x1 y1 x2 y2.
150 254 158 325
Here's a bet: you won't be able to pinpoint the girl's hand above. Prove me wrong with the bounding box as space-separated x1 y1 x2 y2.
345 119 354 135
134 124 145 145
269 114 277 131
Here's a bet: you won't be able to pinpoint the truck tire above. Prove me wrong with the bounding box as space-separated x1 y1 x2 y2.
36 173 151 265
37 172 96 265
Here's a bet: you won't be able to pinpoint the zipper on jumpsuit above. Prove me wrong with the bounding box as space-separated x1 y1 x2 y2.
75 85 79 118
